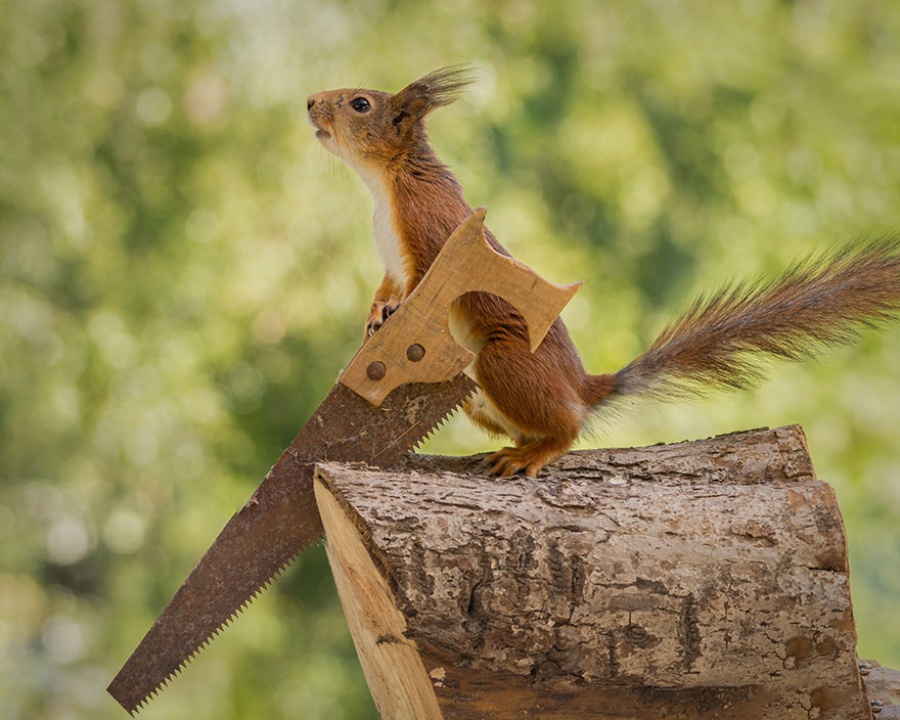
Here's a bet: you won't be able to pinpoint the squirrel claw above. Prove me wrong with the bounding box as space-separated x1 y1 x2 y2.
488 437 571 478
487 447 542 478
365 296 401 338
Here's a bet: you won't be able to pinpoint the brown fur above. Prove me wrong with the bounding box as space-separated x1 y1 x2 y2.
308 68 900 477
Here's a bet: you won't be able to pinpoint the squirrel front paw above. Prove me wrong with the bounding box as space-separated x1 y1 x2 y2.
365 296 401 338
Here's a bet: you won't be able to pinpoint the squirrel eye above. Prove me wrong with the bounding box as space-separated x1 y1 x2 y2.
350 97 371 113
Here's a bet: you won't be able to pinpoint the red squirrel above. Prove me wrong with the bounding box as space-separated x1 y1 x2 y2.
307 66 900 478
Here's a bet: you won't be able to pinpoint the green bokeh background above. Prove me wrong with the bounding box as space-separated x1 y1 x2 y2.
2 1 899 718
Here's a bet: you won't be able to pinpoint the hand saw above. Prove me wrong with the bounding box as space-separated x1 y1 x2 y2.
107 207 581 714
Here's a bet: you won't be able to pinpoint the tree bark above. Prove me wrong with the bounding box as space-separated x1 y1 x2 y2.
314 425 875 720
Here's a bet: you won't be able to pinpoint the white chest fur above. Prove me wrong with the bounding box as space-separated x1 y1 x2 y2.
354 165 408 288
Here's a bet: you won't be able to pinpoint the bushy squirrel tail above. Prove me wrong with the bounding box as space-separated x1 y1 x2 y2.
593 236 900 405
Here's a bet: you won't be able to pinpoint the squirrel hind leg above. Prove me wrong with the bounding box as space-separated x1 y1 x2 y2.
464 389 575 475
470 335 586 477
487 434 576 478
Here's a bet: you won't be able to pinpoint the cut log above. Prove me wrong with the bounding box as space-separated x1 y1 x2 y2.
313 425 879 720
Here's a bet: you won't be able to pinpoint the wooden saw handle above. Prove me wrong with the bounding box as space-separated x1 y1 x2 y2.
339 207 582 407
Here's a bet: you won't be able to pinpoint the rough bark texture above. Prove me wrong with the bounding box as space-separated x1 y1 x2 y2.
860 660 900 719
314 425 874 720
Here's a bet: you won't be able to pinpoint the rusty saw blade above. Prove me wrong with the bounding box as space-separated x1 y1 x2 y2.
107 376 474 714
107 208 581 714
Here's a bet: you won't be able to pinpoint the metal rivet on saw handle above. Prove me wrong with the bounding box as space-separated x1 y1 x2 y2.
406 343 426 362
367 361 386 381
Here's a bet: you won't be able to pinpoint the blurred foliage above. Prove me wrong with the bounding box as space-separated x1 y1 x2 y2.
2 0 899 718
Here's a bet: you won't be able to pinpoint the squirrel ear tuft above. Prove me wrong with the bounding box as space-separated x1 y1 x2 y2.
391 65 475 128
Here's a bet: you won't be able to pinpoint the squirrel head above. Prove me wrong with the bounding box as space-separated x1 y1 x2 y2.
307 66 473 171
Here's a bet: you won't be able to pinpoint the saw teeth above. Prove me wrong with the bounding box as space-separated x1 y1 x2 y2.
113 375 476 713
119 547 304 713
131 688 157 716
409 392 473 453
